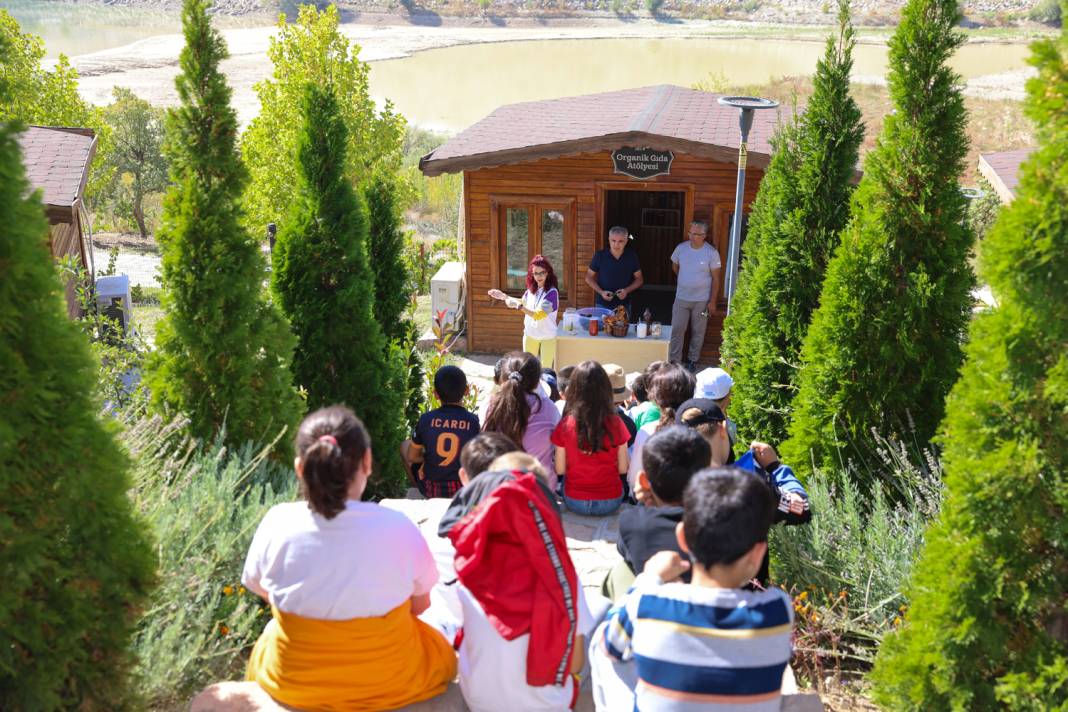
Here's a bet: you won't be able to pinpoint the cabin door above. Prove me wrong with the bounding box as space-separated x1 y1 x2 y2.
604 189 686 323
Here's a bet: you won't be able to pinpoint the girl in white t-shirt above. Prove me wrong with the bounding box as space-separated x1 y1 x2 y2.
488 254 560 368
242 406 456 710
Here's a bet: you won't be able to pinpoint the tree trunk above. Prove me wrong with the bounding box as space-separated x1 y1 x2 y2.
133 189 148 239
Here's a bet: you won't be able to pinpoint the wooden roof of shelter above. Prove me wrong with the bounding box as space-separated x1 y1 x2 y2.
17 126 97 223
419 85 787 177
978 148 1033 204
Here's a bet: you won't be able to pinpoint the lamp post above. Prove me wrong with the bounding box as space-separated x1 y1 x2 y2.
718 96 779 313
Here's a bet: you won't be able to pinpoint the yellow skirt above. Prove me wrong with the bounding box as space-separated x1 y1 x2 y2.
246 600 456 711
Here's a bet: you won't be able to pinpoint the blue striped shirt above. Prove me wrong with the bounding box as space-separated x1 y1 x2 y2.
602 573 793 711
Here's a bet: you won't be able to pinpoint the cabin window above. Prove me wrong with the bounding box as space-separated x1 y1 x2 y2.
504 208 530 291
496 199 574 299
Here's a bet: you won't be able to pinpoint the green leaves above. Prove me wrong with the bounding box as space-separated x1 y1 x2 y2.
0 119 154 708
241 5 407 232
720 0 864 447
871 11 1068 709
146 0 301 460
781 0 974 479
272 83 408 498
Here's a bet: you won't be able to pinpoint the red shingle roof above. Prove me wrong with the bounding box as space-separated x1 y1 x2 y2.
17 126 97 211
420 85 787 177
978 148 1033 204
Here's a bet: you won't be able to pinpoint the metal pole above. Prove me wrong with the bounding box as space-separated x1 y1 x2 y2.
725 108 754 312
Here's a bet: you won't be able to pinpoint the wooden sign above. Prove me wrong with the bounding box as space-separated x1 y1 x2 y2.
612 147 674 179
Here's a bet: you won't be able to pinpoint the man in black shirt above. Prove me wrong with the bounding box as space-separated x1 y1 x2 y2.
585 226 643 316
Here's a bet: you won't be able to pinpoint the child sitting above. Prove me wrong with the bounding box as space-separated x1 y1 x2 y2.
482 351 561 488
626 363 696 492
590 467 794 711
422 432 520 621
402 365 480 499
439 464 594 712
676 398 811 586
554 365 575 415
551 360 631 516
628 360 668 429
242 406 456 710
604 426 711 600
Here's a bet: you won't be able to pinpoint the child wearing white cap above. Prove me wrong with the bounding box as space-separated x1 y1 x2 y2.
696 367 738 451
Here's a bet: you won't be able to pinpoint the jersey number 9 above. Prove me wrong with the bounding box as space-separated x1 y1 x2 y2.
436 433 460 467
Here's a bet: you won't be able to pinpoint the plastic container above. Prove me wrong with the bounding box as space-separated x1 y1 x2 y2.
577 306 612 332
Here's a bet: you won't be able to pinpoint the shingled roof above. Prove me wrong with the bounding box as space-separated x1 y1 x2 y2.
419 85 787 177
978 148 1034 204
17 126 97 221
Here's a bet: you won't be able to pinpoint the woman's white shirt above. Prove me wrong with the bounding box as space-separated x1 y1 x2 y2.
242 500 438 620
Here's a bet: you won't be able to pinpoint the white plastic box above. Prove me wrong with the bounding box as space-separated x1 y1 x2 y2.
430 261 465 327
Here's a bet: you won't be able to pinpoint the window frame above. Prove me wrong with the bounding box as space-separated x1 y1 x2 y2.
490 195 576 303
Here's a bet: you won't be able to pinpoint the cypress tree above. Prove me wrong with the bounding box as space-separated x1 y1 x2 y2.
364 171 411 342
720 0 863 446
780 0 974 479
272 82 407 496
0 121 154 708
146 0 302 457
871 14 1068 708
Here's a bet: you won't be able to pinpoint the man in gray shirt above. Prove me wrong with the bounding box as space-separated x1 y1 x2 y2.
669 221 722 370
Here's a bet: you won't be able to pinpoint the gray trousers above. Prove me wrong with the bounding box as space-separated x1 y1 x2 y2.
669 298 708 364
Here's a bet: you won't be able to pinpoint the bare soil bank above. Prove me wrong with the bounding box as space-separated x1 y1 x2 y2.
50 0 1055 27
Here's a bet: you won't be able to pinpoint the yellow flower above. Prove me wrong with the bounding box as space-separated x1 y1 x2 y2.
238 586 246 596
223 585 234 596
838 590 847 599
798 591 808 601
219 624 230 636
893 616 902 627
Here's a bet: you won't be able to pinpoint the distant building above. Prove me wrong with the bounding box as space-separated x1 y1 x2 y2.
978 148 1034 204
17 126 98 318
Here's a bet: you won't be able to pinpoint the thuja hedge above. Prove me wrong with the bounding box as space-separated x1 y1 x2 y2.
147 0 302 459
782 0 974 479
720 0 863 446
272 82 407 497
871 14 1068 709
0 121 154 708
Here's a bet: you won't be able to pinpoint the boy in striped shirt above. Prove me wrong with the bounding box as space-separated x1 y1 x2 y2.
590 467 793 711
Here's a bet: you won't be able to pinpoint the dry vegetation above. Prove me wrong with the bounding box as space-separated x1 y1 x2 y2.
697 73 1033 182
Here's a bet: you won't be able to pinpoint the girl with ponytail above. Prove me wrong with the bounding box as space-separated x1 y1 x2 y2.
243 406 456 709
482 351 562 489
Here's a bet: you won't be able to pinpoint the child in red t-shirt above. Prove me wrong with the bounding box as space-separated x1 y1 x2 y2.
551 360 631 516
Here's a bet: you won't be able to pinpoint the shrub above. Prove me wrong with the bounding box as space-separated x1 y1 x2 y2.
272 83 407 498
1028 0 1062 25
242 5 406 232
147 0 302 459
871 16 1068 709
720 1 864 446
770 435 942 685
782 0 974 483
124 413 295 707
0 120 154 709
364 171 412 342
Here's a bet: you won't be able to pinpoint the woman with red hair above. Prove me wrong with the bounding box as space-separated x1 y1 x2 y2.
488 255 560 368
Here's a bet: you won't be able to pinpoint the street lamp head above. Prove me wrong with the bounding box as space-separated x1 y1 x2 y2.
717 96 780 111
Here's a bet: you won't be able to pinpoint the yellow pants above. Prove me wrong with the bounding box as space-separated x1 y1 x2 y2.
523 334 557 370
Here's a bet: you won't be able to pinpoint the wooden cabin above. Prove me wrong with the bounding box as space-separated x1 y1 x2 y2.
978 148 1033 204
18 126 98 318
420 85 784 365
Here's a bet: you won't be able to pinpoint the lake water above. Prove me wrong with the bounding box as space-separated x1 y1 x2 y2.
368 37 1031 130
4 1 1031 132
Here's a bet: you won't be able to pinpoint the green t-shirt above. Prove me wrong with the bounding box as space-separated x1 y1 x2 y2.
631 402 661 430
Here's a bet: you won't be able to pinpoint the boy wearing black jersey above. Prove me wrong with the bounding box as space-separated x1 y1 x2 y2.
402 366 480 498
